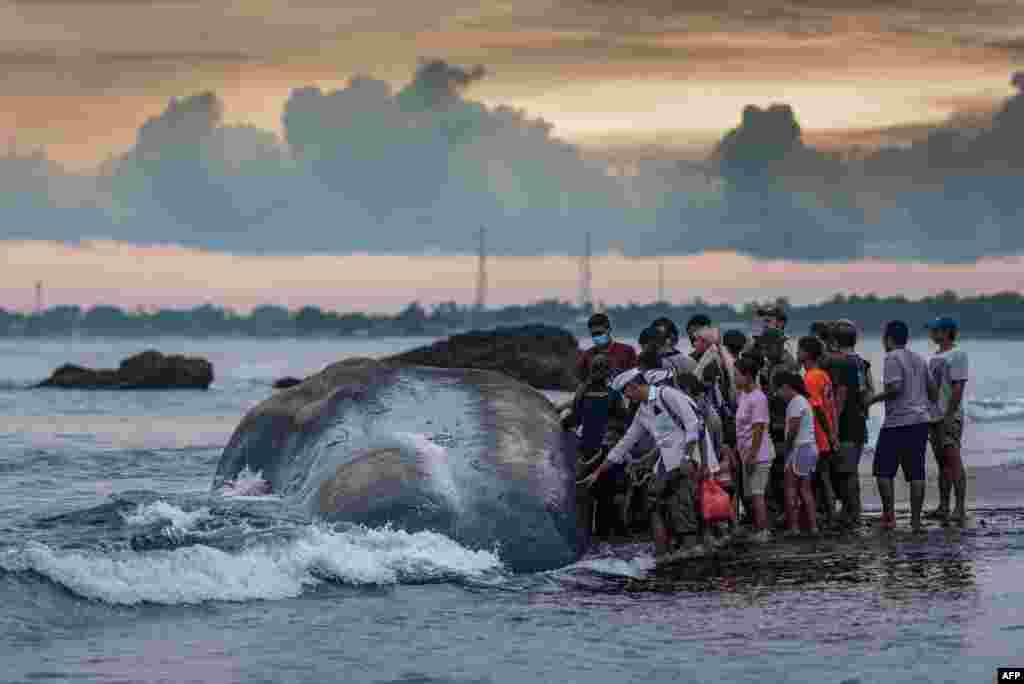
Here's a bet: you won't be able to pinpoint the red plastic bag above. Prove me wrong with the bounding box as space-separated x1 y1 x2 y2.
701 478 735 524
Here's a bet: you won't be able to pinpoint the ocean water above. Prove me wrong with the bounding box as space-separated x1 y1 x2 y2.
0 336 1022 684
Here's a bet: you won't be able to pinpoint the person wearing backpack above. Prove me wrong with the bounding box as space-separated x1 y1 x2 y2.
579 368 706 558
562 354 631 539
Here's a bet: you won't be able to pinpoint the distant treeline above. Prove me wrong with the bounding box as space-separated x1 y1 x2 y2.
3 291 1023 339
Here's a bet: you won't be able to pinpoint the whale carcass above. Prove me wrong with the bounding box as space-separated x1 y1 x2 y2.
213 358 583 572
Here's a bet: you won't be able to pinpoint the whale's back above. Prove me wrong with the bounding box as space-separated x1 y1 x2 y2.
214 359 581 572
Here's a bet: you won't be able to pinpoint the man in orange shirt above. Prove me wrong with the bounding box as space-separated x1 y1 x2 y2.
798 336 839 528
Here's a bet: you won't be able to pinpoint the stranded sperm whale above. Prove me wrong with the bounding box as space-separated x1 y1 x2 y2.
213 358 584 572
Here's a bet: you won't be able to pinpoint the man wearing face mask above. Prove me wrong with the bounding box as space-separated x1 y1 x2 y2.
576 313 638 383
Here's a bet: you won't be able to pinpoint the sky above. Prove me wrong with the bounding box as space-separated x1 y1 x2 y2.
5 0 1024 165
3 0 1024 312
6 241 1024 314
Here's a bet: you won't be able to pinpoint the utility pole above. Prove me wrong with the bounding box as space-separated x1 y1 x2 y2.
579 231 592 313
657 259 665 304
34 281 43 315
474 226 487 312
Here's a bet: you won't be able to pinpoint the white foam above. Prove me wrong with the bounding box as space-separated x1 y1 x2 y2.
5 525 502 605
122 501 210 536
967 398 1024 423
392 432 462 511
566 554 656 579
220 467 272 497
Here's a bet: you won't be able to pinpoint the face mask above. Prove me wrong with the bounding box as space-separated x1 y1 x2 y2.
591 334 610 346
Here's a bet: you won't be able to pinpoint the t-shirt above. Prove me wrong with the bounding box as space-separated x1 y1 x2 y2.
576 341 638 382
785 394 817 447
758 352 801 442
929 348 969 422
804 367 837 454
576 387 625 453
882 348 934 429
605 385 701 473
832 353 870 444
736 388 775 464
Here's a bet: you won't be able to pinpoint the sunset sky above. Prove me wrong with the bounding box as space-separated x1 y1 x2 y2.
2 0 1023 312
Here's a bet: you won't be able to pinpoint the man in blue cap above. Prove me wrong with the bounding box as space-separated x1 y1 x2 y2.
925 317 969 525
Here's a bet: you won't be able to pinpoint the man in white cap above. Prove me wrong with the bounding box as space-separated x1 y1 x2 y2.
579 367 705 558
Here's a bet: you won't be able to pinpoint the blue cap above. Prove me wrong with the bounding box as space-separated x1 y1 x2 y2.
925 317 958 331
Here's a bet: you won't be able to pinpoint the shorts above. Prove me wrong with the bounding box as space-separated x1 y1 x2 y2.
835 442 864 475
646 467 697 536
929 418 965 481
930 415 964 453
744 462 772 497
873 423 929 482
786 443 818 479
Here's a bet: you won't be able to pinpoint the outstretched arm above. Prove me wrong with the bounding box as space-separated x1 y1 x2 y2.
579 415 646 487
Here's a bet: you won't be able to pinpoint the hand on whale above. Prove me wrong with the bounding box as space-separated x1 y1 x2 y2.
213 359 584 572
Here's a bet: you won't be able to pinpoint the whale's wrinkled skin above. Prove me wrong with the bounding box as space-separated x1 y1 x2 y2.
213 359 583 572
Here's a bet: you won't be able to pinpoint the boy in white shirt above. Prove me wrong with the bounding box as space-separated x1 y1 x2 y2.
925 317 969 525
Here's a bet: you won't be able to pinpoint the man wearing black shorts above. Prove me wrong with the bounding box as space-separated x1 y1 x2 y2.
868 320 937 532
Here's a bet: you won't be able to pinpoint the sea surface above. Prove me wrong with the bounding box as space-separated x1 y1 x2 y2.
0 336 1022 684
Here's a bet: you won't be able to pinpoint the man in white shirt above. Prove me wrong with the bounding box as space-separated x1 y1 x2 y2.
579 368 703 557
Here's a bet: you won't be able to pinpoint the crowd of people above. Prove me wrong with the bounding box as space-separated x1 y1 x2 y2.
563 306 969 561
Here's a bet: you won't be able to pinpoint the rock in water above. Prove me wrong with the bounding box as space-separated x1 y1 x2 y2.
388 325 579 391
272 377 304 390
213 358 584 572
37 350 214 390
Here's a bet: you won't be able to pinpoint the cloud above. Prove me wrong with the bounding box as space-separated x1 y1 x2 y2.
640 71 1024 262
4 61 1024 264
0 61 628 255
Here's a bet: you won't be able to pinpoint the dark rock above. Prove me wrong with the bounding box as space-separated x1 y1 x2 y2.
387 324 579 391
272 377 304 390
36 350 213 390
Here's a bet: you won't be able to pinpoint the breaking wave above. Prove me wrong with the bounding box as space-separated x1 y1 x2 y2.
967 398 1024 423
0 524 503 606
122 501 211 533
